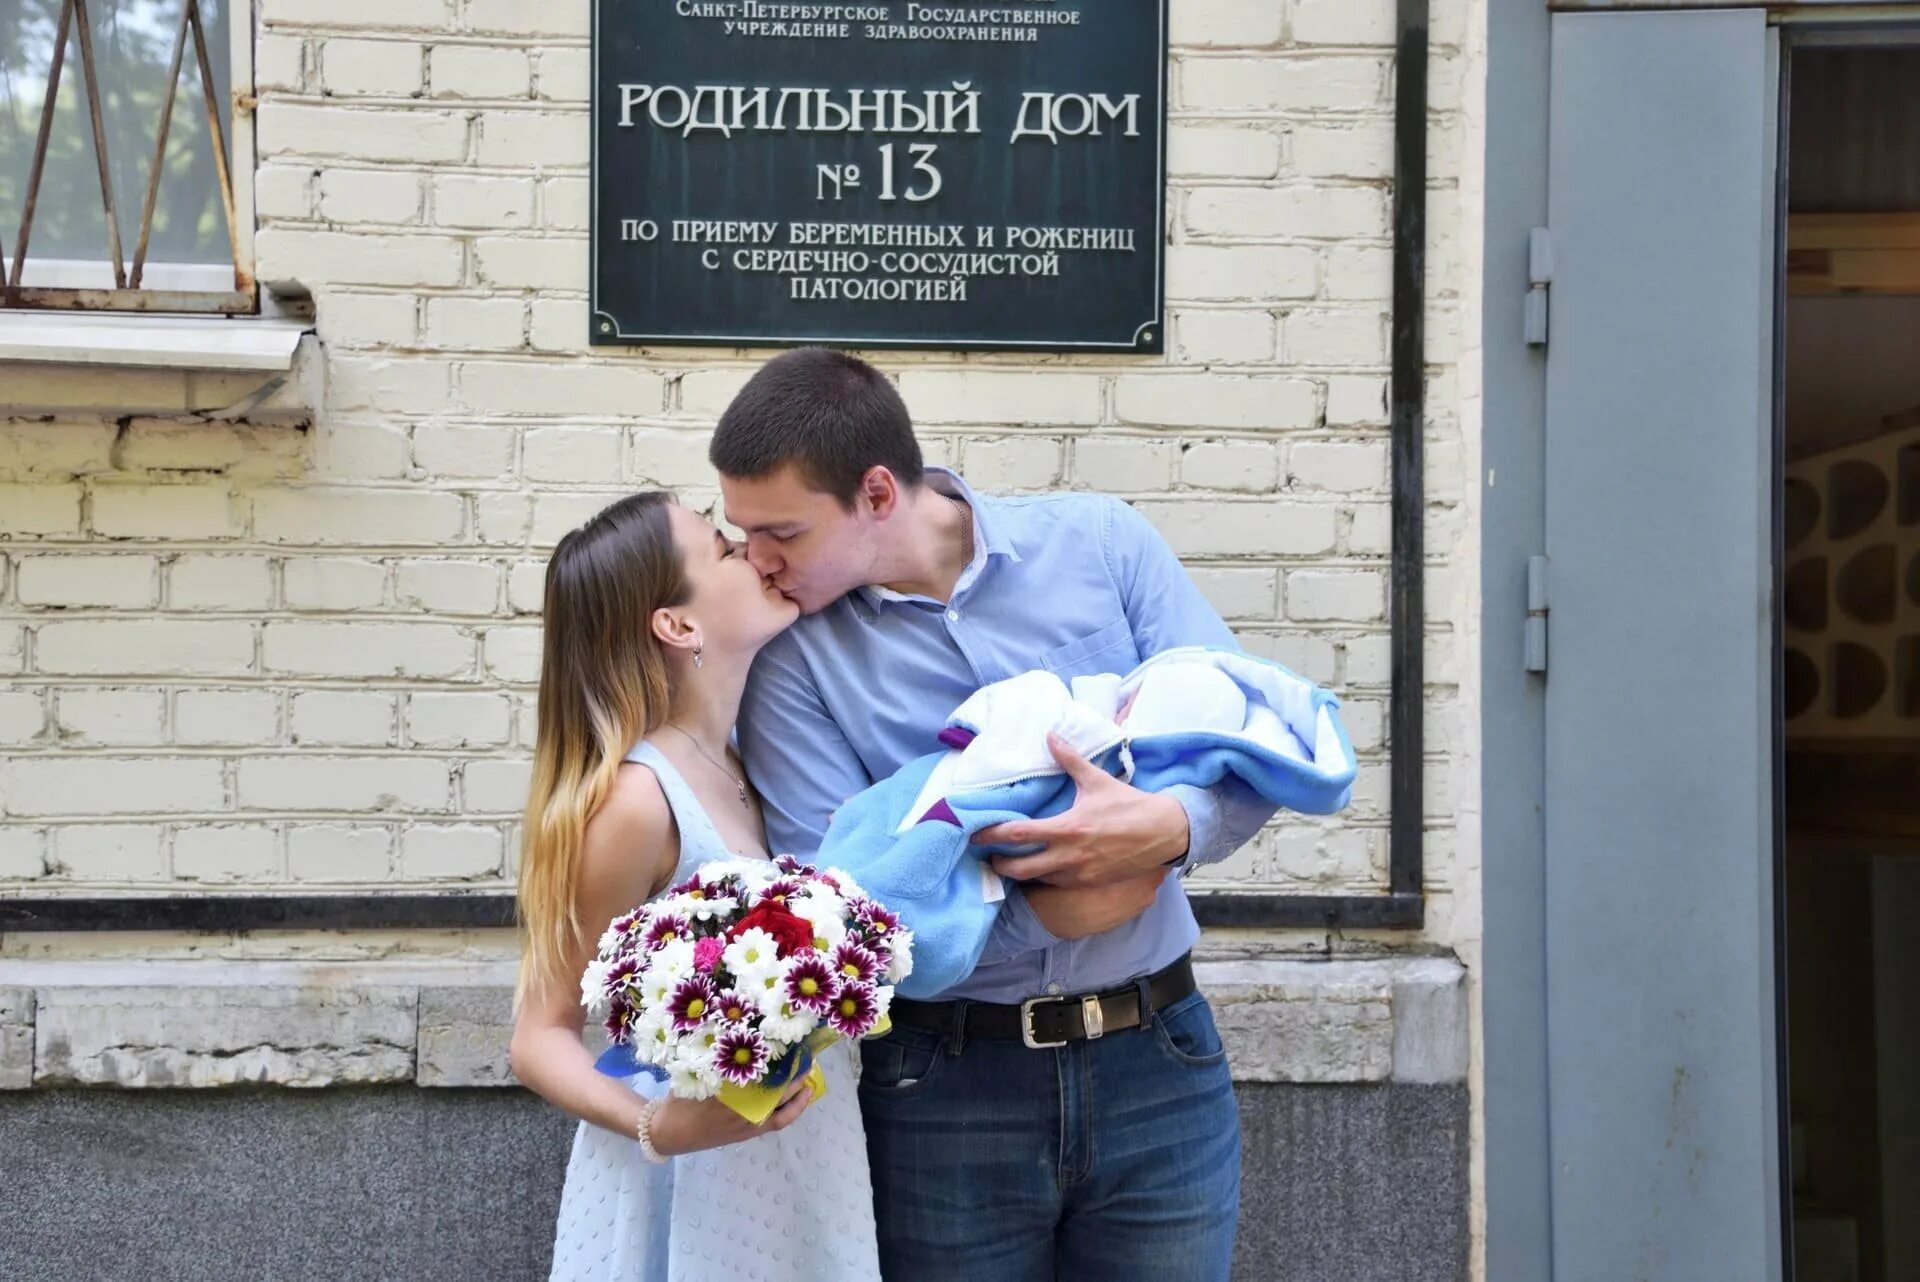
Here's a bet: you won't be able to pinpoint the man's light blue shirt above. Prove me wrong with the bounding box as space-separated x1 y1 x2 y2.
736 469 1276 1003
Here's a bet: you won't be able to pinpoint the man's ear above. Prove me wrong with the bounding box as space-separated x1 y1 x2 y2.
860 465 901 520
651 605 699 655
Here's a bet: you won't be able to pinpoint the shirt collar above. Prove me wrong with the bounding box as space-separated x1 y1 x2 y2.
855 467 1019 611
925 467 1022 565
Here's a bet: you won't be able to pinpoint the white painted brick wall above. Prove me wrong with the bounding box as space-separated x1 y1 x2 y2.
176 691 281 746
319 168 425 225
0 1 1480 969
55 689 168 746
15 556 159 609
287 824 393 881
319 38 424 97
0 691 47 745
406 693 513 749
430 45 530 99
174 825 284 883
291 691 398 747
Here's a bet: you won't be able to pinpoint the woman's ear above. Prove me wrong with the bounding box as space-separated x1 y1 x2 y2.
651 605 699 656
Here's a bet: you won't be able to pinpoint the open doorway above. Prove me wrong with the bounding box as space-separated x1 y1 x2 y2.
1781 39 1920 1282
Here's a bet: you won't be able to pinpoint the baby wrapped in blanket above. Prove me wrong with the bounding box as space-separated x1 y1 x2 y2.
814 646 1357 998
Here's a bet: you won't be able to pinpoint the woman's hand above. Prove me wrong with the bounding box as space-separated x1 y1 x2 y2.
647 1077 817 1157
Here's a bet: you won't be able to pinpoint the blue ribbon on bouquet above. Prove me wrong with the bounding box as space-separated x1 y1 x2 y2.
593 1044 666 1081
593 1041 814 1085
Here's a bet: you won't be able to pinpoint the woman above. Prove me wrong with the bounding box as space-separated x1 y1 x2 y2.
509 491 881 1282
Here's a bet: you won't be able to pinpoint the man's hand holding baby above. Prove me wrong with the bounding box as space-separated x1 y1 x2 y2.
974 731 1191 889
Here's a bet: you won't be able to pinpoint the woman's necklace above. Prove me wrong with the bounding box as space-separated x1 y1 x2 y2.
664 722 750 809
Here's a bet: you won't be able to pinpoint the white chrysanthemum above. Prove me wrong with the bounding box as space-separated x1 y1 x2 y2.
869 983 894 1024
793 893 847 950
579 957 615 1016
822 868 867 902
747 967 784 1002
696 858 759 886
638 976 674 1014
669 1061 722 1100
652 936 696 976
687 896 740 924
722 928 782 987
760 998 817 1044
637 952 685 1012
596 924 624 955
632 1000 672 1041
630 1011 677 1067
797 884 845 917
885 929 915 983
651 894 703 921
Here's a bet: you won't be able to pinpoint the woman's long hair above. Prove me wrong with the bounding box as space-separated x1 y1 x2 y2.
518 491 688 1005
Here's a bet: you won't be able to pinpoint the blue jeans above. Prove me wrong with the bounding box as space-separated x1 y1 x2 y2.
858 988 1241 1281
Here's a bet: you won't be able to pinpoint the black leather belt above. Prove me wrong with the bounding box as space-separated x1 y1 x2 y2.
889 954 1196 1049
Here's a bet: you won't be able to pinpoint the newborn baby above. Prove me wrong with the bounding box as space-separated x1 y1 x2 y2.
816 646 1357 997
1093 659 1252 738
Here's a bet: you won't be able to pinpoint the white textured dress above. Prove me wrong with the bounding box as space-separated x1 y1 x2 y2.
547 740 882 1282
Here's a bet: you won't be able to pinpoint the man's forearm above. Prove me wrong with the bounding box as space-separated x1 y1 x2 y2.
1166 778 1278 871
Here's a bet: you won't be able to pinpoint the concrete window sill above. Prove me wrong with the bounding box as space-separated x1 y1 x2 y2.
0 312 309 373
0 313 320 423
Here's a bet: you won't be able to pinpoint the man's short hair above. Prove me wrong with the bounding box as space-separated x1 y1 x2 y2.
710 347 923 506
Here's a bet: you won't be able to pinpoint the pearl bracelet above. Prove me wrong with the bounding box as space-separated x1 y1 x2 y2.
634 1098 669 1165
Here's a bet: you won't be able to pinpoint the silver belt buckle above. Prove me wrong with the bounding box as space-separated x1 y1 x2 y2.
1020 996 1069 1049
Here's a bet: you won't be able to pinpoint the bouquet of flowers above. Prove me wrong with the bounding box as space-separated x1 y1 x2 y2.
582 854 913 1124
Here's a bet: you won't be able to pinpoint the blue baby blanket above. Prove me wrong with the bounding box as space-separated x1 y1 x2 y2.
817 647 1357 998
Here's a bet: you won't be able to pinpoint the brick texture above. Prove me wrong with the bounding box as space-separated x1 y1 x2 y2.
0 0 1475 962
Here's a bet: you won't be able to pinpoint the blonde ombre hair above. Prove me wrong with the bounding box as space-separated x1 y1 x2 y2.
518 491 688 1005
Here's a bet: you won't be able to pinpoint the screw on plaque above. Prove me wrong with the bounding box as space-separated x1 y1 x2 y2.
1141 329 1154 344
600 321 612 334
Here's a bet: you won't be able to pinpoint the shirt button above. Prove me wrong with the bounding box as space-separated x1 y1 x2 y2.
947 609 960 622
1046 983 1062 995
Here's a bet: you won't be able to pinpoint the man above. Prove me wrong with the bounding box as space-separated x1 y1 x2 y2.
714 348 1274 1281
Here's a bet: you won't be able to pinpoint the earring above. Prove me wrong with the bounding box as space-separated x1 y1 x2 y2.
693 647 703 669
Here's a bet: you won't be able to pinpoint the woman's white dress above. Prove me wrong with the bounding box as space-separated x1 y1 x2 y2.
547 740 881 1282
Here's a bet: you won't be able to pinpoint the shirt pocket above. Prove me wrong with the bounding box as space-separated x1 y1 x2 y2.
1038 617 1140 680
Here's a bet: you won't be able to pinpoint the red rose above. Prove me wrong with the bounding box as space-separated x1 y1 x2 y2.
728 902 817 958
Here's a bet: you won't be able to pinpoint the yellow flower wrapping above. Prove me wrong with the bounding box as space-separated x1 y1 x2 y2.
714 1015 892 1125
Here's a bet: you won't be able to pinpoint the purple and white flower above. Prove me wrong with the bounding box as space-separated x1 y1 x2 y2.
829 941 881 985
755 877 803 908
709 989 758 1026
712 1027 772 1085
827 980 881 1039
852 899 902 942
666 975 719 1032
780 955 840 1016
644 912 692 951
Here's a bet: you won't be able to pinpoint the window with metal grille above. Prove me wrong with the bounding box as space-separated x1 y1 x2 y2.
0 0 254 314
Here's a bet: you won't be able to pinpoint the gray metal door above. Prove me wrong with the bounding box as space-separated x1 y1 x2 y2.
1544 10 1783 1282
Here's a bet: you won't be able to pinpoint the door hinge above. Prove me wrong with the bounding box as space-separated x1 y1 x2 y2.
1525 554 1549 673
1525 228 1552 348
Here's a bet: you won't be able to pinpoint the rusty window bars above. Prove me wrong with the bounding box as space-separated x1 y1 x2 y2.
1 0 253 314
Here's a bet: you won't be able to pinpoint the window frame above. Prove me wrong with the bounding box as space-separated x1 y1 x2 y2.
0 0 257 316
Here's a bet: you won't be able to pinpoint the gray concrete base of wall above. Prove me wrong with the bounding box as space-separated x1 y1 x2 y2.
0 1082 1467 1282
